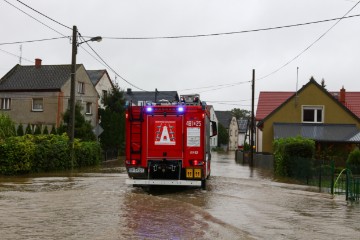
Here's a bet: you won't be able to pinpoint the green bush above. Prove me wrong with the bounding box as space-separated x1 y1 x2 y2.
347 148 360 174
0 114 16 140
17 123 24 136
43 126 49 134
25 124 32 134
0 134 101 175
32 134 71 172
273 136 315 177
0 135 35 174
75 140 102 168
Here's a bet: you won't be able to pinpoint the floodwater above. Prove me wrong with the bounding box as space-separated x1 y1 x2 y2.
0 152 359 240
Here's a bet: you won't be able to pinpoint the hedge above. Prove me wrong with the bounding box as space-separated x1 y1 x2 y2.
273 136 315 177
0 134 101 175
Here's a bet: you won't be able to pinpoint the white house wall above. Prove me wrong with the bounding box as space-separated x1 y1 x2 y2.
95 74 113 108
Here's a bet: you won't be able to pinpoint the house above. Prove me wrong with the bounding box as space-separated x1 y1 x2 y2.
0 59 99 131
237 118 249 150
87 69 114 109
256 78 360 154
215 111 238 150
124 88 179 105
207 105 218 148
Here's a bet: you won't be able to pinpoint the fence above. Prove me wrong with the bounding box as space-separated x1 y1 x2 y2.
102 149 119 161
242 153 360 202
289 158 360 202
333 166 360 201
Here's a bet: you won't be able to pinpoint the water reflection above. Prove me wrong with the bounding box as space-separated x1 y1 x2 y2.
0 154 359 239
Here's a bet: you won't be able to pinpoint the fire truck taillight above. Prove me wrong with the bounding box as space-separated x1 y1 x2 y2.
191 160 205 166
126 159 139 165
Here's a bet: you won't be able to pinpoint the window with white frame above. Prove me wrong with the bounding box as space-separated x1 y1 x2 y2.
1 98 11 110
86 102 92 114
77 82 85 94
302 106 323 123
32 98 43 111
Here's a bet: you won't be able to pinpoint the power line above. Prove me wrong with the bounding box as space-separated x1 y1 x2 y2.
0 48 33 63
15 0 72 30
257 1 360 81
78 33 147 91
100 14 360 40
3 0 68 37
0 36 69 46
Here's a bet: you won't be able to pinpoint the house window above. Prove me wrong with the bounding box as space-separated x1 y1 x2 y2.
1 98 11 110
32 98 43 111
302 106 323 123
77 82 85 94
86 102 92 115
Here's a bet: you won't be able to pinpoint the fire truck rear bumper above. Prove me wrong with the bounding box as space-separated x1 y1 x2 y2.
126 179 201 187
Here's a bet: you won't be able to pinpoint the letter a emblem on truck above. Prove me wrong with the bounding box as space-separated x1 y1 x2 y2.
155 121 176 145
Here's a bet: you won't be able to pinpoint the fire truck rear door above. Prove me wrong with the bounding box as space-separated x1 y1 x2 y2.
147 115 183 159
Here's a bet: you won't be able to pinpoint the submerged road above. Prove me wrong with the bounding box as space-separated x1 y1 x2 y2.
0 152 359 239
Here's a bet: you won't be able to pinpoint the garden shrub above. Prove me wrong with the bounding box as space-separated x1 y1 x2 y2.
0 134 101 175
75 140 102 168
32 134 71 172
0 114 16 140
273 136 315 177
347 148 360 174
0 135 35 174
17 123 24 136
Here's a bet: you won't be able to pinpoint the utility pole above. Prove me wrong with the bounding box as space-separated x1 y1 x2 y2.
69 25 77 143
69 25 78 169
250 69 255 167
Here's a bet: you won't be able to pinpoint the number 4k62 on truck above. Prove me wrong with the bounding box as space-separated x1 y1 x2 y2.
125 94 217 189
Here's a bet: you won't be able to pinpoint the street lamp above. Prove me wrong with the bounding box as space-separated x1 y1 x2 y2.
69 25 102 164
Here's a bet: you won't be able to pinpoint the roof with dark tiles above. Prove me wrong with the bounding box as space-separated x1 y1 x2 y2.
0 64 81 91
87 69 107 86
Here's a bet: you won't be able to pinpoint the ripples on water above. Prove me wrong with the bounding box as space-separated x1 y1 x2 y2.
0 155 359 240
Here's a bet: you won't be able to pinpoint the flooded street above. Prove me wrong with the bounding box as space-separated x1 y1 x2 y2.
0 152 359 240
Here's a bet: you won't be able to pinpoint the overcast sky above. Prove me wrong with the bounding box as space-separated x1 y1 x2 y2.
1 0 359 111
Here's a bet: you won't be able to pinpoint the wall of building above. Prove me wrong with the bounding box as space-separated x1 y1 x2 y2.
261 83 360 153
95 74 113 109
228 117 238 150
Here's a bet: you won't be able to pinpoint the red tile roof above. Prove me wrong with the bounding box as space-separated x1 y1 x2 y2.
331 92 360 119
256 92 294 121
256 91 360 121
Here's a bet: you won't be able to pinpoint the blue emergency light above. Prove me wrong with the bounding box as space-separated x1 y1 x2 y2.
146 106 153 113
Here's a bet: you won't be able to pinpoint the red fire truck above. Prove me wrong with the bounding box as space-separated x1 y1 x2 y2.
125 94 217 189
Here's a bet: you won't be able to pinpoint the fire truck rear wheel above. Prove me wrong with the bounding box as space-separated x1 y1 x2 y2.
201 179 207 190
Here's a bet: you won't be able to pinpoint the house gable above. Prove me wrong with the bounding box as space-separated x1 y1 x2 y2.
0 63 99 129
259 79 360 153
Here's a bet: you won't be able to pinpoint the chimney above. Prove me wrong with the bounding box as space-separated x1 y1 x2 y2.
339 86 346 104
35 58 42 69
127 88 132 94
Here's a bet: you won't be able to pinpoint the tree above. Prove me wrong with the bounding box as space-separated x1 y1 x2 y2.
60 103 96 141
98 82 126 154
25 124 32 135
231 108 250 120
43 125 49 134
217 123 229 147
34 125 42 135
50 125 57 134
0 114 16 140
17 123 24 136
